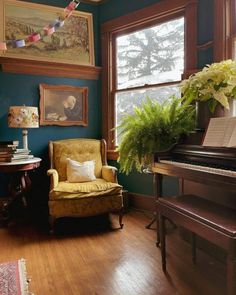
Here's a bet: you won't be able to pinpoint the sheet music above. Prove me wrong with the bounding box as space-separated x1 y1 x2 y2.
202 117 236 147
224 117 236 147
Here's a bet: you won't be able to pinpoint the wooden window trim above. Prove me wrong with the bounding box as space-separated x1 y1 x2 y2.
214 0 236 61
101 0 198 159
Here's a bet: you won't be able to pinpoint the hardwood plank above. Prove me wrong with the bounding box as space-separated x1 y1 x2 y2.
0 211 226 295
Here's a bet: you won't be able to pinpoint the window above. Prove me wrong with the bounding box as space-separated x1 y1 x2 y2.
115 17 184 142
101 0 198 158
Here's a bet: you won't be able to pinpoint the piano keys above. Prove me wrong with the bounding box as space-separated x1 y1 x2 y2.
152 144 236 194
159 159 236 178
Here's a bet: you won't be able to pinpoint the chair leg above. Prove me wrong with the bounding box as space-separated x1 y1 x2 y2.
119 207 124 229
159 213 166 272
49 215 56 234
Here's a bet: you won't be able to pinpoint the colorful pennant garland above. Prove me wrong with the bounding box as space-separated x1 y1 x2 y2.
0 0 80 51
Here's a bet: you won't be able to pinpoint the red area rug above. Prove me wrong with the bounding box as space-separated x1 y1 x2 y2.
0 258 31 295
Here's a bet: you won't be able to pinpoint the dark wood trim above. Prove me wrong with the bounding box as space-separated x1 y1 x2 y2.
128 193 155 212
214 0 236 61
101 0 198 150
227 0 236 58
214 0 227 61
107 150 118 160
182 69 199 79
115 80 181 94
101 0 197 33
101 32 112 148
185 0 198 70
197 41 214 50
0 57 102 80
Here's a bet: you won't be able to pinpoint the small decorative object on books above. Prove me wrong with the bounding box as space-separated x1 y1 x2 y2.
203 117 236 147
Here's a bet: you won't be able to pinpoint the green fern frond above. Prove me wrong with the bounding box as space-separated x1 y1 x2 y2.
116 95 195 175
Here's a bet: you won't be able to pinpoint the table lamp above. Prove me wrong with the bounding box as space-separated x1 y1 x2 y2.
8 106 39 150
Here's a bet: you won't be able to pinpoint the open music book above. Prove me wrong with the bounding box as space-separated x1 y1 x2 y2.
203 117 236 147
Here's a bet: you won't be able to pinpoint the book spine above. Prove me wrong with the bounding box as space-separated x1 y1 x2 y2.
0 147 17 151
0 140 19 145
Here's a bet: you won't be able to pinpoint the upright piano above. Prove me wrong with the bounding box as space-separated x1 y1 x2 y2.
152 140 236 295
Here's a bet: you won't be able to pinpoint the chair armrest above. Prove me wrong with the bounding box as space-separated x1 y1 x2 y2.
102 165 118 183
47 169 59 190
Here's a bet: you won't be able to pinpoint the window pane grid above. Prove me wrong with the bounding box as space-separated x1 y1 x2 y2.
116 17 184 91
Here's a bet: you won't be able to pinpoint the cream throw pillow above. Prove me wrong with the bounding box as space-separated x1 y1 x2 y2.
66 158 96 182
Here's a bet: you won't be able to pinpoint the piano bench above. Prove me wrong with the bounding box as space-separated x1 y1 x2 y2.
157 194 236 295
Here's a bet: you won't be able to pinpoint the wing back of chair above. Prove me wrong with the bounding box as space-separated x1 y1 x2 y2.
49 138 107 181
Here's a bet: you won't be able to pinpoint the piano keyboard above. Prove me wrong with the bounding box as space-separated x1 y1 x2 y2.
159 160 236 178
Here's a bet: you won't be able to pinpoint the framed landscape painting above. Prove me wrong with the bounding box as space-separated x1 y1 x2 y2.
39 84 88 126
0 0 95 65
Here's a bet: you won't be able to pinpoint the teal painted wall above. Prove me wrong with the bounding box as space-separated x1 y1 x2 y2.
100 0 214 197
0 0 101 201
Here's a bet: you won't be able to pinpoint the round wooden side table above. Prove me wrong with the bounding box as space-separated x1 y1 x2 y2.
0 157 41 220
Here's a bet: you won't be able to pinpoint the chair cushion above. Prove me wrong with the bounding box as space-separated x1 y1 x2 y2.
67 158 96 182
49 194 123 217
49 178 122 200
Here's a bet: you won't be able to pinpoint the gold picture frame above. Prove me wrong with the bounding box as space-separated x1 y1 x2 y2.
0 0 95 66
39 84 88 126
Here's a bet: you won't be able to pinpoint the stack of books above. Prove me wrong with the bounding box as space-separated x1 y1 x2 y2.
0 141 34 162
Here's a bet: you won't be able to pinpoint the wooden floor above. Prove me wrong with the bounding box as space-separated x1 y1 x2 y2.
0 210 226 295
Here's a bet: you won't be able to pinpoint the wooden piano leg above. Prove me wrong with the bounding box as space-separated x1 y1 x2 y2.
191 232 196 264
156 216 160 247
159 213 166 272
154 173 162 247
227 254 236 295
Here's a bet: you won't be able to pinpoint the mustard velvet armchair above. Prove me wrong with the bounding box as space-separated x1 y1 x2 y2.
47 138 124 233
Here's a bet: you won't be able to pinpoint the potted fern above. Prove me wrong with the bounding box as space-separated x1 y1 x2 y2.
116 96 195 175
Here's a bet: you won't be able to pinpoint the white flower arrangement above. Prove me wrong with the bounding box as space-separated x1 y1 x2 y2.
180 59 236 112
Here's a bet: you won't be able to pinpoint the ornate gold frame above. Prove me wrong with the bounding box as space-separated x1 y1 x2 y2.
0 0 95 66
39 84 88 126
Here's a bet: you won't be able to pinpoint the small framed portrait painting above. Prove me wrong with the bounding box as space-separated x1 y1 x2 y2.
39 83 88 126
